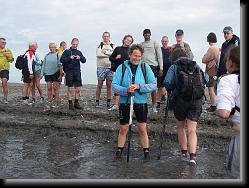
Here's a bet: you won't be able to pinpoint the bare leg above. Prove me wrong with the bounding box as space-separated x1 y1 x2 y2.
176 119 188 151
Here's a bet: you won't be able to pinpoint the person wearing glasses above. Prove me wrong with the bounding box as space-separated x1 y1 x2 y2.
217 26 240 78
0 37 14 104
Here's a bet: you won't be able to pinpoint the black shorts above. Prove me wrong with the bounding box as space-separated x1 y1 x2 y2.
65 71 82 87
149 65 159 78
45 71 61 82
173 97 202 122
119 103 148 125
22 69 32 83
0 70 9 80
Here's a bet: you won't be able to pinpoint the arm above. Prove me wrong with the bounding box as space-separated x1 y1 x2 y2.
163 64 176 92
79 51 86 63
139 64 157 93
60 50 71 64
155 42 163 70
5 48 14 63
202 47 215 64
96 46 109 58
112 65 129 96
109 47 119 62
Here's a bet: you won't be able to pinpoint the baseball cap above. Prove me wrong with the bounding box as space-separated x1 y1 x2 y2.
143 29 151 35
223 26 233 33
175 29 184 35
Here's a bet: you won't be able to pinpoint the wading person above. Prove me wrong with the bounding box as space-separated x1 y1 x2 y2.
140 29 163 113
164 48 205 165
42 42 63 108
60 38 86 110
108 34 133 111
95 31 116 108
202 32 220 113
0 37 14 104
112 44 157 160
216 46 240 179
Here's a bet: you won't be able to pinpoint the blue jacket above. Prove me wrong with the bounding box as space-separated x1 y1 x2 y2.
217 34 240 77
112 60 157 104
60 47 86 73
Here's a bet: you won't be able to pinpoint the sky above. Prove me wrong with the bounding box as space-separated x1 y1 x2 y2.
1 0 241 84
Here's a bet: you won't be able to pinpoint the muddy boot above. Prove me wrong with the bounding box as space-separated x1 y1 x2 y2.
115 147 123 158
143 148 150 161
68 100 74 110
74 99 82 109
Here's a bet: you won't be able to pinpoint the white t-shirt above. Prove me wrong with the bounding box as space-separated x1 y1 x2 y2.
216 74 240 126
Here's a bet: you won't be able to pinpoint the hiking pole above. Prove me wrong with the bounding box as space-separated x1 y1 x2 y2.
127 94 134 163
157 93 170 160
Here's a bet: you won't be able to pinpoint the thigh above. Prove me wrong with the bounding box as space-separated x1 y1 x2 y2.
133 103 148 123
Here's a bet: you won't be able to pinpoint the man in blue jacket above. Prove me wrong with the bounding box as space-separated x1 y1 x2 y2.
217 26 240 77
60 38 86 110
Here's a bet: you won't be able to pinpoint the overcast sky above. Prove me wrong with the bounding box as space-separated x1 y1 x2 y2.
1 0 240 84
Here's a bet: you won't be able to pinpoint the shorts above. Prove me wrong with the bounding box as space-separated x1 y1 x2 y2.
157 72 167 88
45 71 61 82
206 76 217 87
22 69 32 83
65 71 82 87
173 97 202 122
119 103 148 125
97 67 114 81
0 70 9 80
149 65 159 78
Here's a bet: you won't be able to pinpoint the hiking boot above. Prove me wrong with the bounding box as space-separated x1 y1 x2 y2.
74 101 82 109
207 105 216 113
69 102 74 110
3 98 8 104
144 151 150 161
107 102 111 109
108 104 118 111
115 149 123 158
95 101 101 108
152 106 158 113
189 154 197 165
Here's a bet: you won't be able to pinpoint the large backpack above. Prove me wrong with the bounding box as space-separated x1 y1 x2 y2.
15 51 28 70
176 58 205 101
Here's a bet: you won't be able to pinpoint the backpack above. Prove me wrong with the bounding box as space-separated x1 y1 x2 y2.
120 62 147 85
98 42 114 49
176 58 205 101
15 51 28 70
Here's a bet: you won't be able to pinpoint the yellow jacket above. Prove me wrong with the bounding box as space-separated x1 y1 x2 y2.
0 48 14 71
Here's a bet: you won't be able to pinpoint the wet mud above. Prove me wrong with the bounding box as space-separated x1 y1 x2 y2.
0 83 234 179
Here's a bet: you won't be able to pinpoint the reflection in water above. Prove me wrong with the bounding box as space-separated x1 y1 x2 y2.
0 126 230 179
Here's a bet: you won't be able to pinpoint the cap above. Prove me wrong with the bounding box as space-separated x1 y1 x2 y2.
143 29 151 35
207 32 217 43
223 26 233 33
175 29 184 35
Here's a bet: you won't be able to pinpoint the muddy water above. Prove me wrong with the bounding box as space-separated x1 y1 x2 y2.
0 125 228 179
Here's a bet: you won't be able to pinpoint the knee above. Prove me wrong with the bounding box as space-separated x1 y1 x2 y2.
119 127 128 135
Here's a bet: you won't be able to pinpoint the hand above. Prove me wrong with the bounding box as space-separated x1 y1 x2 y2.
70 55 74 59
128 84 140 93
115 54 121 60
75 55 80 60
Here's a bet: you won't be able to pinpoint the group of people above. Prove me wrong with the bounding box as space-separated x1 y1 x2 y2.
0 26 240 178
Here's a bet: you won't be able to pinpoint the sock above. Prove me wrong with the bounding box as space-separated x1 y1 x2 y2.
96 100 99 103
26 96 29 100
68 100 73 104
181 150 187 155
75 99 79 103
22 97 26 100
117 147 124 152
190 153 196 159
32 98 35 102
143 148 149 153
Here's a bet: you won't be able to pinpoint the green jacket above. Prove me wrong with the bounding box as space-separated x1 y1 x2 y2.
0 48 14 71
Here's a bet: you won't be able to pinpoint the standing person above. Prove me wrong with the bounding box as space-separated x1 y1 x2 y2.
216 46 240 178
112 44 157 160
95 31 116 108
42 42 63 108
108 34 134 111
60 38 86 110
217 26 240 78
0 37 14 104
21 41 40 104
30 41 44 104
156 35 172 109
171 29 194 61
140 29 163 113
164 48 205 165
202 32 220 112
56 41 67 99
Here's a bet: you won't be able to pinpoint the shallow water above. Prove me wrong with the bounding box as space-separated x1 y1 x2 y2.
0 125 229 179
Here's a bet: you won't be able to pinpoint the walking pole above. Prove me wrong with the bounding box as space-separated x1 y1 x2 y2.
127 94 134 163
157 93 170 160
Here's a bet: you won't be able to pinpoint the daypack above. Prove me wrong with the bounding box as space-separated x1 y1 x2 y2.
15 51 28 70
176 58 205 101
98 42 114 49
120 62 147 85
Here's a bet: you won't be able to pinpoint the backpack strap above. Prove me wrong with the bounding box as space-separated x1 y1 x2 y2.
120 63 126 85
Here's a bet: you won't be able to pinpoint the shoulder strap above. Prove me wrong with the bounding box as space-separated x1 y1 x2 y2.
110 43 114 49
98 42 104 49
141 62 147 84
121 63 126 85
